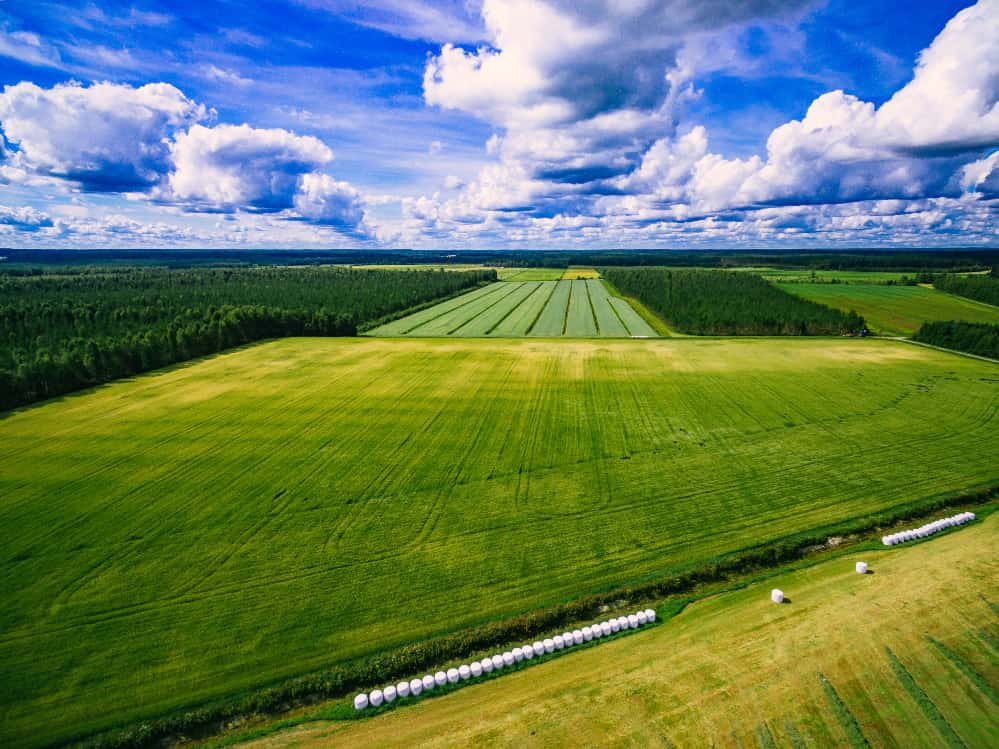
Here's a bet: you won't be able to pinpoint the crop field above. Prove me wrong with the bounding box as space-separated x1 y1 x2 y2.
779 283 999 335
561 267 601 279
368 280 658 337
264 513 999 748
2 337 998 747
499 268 565 281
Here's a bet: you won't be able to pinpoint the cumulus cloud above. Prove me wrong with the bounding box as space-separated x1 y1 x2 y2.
293 173 367 229
408 0 999 244
0 205 57 233
0 81 206 191
165 123 333 213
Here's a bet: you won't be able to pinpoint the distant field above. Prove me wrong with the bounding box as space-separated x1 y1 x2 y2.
367 280 658 337
779 283 999 335
743 268 921 283
265 513 998 748
500 268 564 281
561 267 600 279
2 337 998 747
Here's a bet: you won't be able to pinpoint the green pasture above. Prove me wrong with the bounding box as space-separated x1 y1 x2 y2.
368 280 658 337
272 513 999 748
779 283 999 335
1 337 998 746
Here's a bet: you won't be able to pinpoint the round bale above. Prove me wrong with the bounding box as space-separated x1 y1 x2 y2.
397 681 411 698
543 638 555 652
856 561 868 574
532 641 545 655
610 619 621 633
491 654 504 670
645 608 656 622
637 611 648 625
601 621 612 636
503 651 515 667
409 678 423 696
422 675 435 691
771 588 784 604
459 664 471 680
434 671 447 687
470 662 483 678
573 629 584 645
369 689 383 707
354 693 369 711
384 685 397 703
582 626 593 641
553 635 565 649
562 631 574 645
628 614 639 628
447 668 459 684
480 657 493 673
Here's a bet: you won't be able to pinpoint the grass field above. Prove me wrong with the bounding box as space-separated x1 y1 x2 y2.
2 337 998 747
367 280 658 337
778 283 999 336
500 268 565 281
253 513 998 748
561 267 601 280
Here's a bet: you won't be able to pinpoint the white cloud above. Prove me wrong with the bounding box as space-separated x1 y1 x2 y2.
0 81 206 191
299 0 486 43
0 27 62 68
293 173 367 229
165 123 333 212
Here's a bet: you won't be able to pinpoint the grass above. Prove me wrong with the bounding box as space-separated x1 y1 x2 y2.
368 280 658 337
778 283 999 336
561 267 601 280
243 513 999 748
501 268 565 281
2 337 998 747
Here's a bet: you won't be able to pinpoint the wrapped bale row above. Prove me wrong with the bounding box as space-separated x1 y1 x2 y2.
354 608 656 710
881 512 976 546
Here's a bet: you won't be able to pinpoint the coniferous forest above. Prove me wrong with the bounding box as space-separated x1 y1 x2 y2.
913 320 999 360
0 266 494 411
931 272 999 307
602 268 865 335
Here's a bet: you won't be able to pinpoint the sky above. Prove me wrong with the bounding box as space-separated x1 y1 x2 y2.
0 0 997 250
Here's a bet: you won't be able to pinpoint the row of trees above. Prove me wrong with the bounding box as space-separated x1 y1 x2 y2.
931 272 999 307
1 266 495 411
603 268 865 335
913 321 999 360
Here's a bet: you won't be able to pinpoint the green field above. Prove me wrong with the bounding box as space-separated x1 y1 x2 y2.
2 337 998 747
779 283 999 336
500 268 565 281
368 280 658 337
263 513 998 748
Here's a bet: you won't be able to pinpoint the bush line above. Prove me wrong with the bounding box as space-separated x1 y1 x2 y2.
76 485 998 749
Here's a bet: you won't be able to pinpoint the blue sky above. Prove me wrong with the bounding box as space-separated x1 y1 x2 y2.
0 0 996 248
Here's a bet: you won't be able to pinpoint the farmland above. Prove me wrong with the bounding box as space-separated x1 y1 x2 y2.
368 279 658 337
779 283 999 336
2 337 998 747
257 512 999 748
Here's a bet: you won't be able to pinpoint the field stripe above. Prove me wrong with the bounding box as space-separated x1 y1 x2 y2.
368 283 507 335
529 280 571 336
491 282 557 336
451 282 542 336
406 283 523 336
818 673 872 749
608 295 660 337
885 647 968 749
586 279 629 337
564 279 598 336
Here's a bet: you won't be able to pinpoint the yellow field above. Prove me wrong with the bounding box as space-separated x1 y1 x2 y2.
561 267 601 279
241 512 999 748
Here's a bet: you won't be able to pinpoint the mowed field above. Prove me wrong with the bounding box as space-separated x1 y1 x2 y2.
257 513 999 748
779 283 999 336
368 280 658 337
2 337 999 746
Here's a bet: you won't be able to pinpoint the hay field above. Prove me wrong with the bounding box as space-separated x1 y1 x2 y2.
779 283 999 335
260 512 998 748
368 280 658 337
2 337 998 746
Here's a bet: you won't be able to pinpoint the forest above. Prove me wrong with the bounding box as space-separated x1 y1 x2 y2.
913 320 999 360
0 266 494 411
931 271 999 307
602 268 865 335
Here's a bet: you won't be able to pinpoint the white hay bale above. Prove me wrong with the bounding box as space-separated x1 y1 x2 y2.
881 535 891 545
522 644 535 658
470 662 483 678
627 614 639 628
544 638 555 653
582 626 593 641
572 629 583 644
409 678 423 696
354 693 369 711
771 588 784 604
967 512 976 520
512 647 524 662
637 611 648 625
562 631 574 645
384 685 397 703
530 641 543 657
645 608 656 622
503 651 515 666
618 615 630 629
447 668 459 684
434 671 447 687
610 618 621 633
553 635 565 649
459 664 471 680
397 680 411 698
601 621 612 636
856 561 868 574
491 654 504 670
480 657 493 673
369 689 384 707
422 675 435 690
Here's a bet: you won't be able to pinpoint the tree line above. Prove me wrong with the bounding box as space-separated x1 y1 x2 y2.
602 268 865 335
913 321 999 360
930 272 999 307
0 266 494 411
